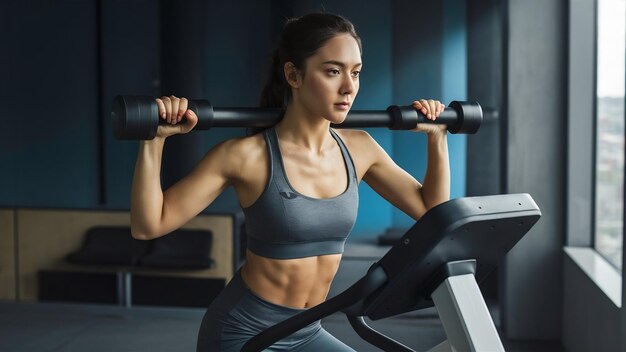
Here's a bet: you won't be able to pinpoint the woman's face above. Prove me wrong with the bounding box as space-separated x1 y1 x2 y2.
291 34 362 124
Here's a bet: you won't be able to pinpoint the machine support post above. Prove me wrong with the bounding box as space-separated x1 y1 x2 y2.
430 274 504 352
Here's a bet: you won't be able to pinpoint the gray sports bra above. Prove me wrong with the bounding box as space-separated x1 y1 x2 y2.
242 127 359 259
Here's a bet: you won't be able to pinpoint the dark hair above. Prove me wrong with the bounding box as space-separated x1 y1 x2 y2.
259 13 362 108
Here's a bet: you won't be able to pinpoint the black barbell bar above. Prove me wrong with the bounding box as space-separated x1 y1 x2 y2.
111 95 482 140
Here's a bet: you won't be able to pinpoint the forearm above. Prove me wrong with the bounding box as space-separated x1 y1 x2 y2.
420 132 450 209
130 137 166 239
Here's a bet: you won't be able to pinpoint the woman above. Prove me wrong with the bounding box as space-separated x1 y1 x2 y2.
130 13 449 352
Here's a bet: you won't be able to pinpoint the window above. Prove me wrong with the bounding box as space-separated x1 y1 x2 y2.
594 0 625 270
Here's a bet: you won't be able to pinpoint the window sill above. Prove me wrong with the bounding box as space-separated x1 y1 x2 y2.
563 246 621 307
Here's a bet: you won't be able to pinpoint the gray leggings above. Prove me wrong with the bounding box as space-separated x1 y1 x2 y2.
197 269 354 351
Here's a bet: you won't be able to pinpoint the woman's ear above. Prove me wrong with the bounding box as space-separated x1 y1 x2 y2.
284 62 302 89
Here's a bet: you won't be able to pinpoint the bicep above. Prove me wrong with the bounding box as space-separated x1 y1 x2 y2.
159 140 236 234
361 133 427 220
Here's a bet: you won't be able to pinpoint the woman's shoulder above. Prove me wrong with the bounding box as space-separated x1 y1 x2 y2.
333 128 376 150
195 134 265 164
211 131 266 161
194 132 266 177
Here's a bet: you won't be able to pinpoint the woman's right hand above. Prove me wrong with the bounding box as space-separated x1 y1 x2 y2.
154 95 199 139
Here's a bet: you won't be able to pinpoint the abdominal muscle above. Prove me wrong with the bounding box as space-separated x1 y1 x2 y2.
240 249 342 309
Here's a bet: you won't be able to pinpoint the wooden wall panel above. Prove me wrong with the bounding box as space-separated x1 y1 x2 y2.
0 210 15 300
16 209 233 301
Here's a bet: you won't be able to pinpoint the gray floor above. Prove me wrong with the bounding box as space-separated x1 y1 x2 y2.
0 241 563 352
0 301 562 352
0 302 447 352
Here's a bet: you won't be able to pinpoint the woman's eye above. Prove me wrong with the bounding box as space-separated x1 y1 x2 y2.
328 69 340 75
352 71 360 77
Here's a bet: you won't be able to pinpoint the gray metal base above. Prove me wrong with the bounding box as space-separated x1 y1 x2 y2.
428 274 504 352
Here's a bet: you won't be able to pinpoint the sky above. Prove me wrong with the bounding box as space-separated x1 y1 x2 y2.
597 0 626 97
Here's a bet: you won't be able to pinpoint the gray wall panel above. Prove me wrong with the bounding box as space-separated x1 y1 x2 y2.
466 0 503 301
466 0 502 198
504 0 566 339
563 254 620 352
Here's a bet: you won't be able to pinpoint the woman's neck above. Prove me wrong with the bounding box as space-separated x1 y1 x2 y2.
275 101 333 153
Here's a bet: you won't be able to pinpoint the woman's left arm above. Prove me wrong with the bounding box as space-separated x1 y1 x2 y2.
359 99 449 221
413 99 450 209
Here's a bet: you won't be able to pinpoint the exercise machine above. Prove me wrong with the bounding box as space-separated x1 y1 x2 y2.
111 95 482 140
241 193 541 352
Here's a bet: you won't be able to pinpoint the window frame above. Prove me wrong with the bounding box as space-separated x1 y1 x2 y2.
566 0 597 249
565 0 625 305
591 0 626 270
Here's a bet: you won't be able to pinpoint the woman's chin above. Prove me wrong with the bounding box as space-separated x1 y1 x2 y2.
324 112 349 125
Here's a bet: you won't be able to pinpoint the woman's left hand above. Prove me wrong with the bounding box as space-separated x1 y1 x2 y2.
410 99 447 136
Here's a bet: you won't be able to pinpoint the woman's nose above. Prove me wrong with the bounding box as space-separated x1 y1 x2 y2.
340 76 355 95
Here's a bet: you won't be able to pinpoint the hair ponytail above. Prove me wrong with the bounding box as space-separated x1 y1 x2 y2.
259 48 286 108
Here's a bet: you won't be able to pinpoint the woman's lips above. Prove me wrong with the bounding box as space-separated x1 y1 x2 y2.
334 102 350 110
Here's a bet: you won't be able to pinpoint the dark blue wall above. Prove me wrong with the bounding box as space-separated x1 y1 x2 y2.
0 0 467 240
1 1 100 207
102 0 161 208
390 0 468 231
